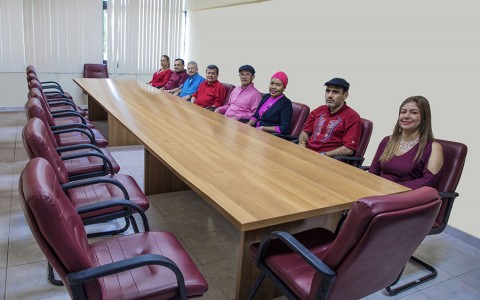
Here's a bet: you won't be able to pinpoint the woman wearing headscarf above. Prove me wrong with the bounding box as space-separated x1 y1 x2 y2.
247 71 293 134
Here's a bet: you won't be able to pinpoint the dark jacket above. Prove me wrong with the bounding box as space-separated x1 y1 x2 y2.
253 93 293 134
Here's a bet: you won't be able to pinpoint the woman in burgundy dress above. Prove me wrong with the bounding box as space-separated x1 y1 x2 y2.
368 96 444 189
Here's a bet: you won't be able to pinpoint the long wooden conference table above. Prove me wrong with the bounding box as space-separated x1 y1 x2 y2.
75 78 409 299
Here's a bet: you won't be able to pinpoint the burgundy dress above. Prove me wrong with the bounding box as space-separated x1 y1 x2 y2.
369 136 439 189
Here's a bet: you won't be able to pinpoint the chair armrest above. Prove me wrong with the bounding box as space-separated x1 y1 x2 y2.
41 83 64 93
66 254 187 300
61 152 115 176
51 124 96 145
49 111 87 125
438 191 459 200
46 94 74 103
333 155 365 168
47 100 76 109
271 133 299 142
56 143 103 154
76 199 149 230
50 109 80 116
61 177 129 199
255 230 336 298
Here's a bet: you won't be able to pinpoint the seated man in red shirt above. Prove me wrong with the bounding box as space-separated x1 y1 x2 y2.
297 78 362 157
191 65 226 111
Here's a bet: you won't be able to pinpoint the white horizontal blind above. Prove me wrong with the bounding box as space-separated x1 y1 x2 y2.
0 0 26 72
22 0 103 73
107 0 184 74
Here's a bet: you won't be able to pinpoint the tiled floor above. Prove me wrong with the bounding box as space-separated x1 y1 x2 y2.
1 111 480 300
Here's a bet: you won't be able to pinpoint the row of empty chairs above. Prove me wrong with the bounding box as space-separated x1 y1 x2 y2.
20 65 209 299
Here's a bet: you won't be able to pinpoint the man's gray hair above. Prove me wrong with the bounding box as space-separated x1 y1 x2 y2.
187 61 198 69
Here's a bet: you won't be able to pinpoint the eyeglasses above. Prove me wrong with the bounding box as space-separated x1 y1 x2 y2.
239 73 252 78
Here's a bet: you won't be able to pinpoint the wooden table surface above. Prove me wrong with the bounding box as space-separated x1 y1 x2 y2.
75 78 409 299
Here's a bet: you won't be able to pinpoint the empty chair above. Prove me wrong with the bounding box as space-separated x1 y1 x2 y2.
20 117 148 231
386 139 468 295
84 63 109 78
19 157 208 299
23 117 120 180
248 187 441 300
334 118 373 168
25 97 108 147
28 85 94 128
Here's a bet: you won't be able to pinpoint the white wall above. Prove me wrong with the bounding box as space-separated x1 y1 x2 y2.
187 0 480 238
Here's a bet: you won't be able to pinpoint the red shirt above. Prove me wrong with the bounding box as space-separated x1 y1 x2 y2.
303 103 361 153
149 69 172 88
193 80 226 108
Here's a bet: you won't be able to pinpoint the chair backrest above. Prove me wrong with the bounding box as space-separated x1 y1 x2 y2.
22 117 69 184
313 187 441 300
26 65 37 76
355 118 373 158
431 139 467 233
19 157 101 296
289 102 310 137
27 86 57 126
222 83 236 105
83 63 109 78
24 97 61 148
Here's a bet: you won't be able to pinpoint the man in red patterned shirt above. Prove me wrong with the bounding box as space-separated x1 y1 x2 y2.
298 78 362 157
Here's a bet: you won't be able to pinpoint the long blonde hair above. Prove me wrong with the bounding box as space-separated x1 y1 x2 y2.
379 96 434 162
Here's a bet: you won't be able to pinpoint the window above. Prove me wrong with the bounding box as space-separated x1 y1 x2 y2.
104 0 185 74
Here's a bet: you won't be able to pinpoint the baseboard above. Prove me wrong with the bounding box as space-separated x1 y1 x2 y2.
445 225 480 249
0 106 23 112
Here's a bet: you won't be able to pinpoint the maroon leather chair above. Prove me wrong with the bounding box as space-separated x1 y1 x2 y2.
20 116 148 239
19 158 208 299
248 187 441 300
25 97 108 147
222 82 236 105
386 139 468 295
273 102 310 140
334 118 373 168
83 63 109 78
290 102 310 137
23 117 120 180
29 85 94 128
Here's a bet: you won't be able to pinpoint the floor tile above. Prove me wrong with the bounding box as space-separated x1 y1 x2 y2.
5 261 68 300
420 277 480 300
8 210 31 237
0 135 16 149
181 230 239 265
0 267 5 300
7 234 45 267
196 265 231 300
0 239 8 268
415 235 480 276
457 268 480 291
203 258 238 299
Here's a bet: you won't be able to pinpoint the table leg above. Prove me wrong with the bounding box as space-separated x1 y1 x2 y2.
144 149 191 195
107 114 140 146
87 95 108 121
